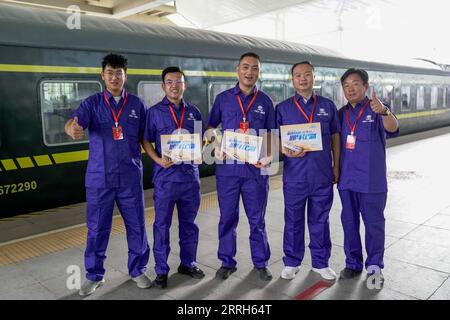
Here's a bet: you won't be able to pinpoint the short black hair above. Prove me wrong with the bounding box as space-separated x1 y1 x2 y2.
340 68 369 85
102 53 128 71
238 52 261 64
291 61 315 75
161 66 186 82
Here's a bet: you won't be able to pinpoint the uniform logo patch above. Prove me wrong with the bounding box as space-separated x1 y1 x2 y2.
254 105 265 115
187 112 196 121
129 109 138 119
317 108 329 116
362 114 374 123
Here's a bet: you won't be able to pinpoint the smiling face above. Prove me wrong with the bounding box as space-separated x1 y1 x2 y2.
101 64 127 95
342 73 369 105
237 56 260 91
162 71 186 104
292 63 315 97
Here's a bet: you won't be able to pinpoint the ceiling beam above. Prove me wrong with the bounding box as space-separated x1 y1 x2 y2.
112 0 174 19
2 0 112 15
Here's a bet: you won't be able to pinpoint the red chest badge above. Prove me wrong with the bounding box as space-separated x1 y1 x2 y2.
112 125 124 140
240 119 249 134
345 134 356 150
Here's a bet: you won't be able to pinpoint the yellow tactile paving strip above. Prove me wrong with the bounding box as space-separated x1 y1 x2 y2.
0 176 282 267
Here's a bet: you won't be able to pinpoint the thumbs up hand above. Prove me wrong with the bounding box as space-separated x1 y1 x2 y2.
370 90 387 114
68 116 84 140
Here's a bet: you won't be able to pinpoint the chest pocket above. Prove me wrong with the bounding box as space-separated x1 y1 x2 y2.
222 110 240 129
250 111 265 129
126 117 140 137
355 120 376 141
156 120 177 135
90 106 109 127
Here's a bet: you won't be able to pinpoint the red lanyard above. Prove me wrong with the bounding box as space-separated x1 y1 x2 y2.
293 95 318 123
168 102 186 130
236 89 259 121
345 99 371 135
103 91 128 127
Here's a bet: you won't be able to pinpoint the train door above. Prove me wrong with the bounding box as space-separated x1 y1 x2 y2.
261 81 287 106
137 81 165 108
0 97 2 152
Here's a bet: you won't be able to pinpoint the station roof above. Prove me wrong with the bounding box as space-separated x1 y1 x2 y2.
0 1 448 76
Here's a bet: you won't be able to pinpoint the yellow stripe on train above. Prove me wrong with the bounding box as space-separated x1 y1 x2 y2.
0 64 237 78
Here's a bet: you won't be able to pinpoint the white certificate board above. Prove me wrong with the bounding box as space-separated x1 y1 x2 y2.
160 133 202 164
280 122 323 152
221 130 263 164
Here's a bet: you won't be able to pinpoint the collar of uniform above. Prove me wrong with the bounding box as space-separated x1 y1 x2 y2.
161 96 187 110
355 96 369 109
347 96 368 111
295 92 315 104
232 83 258 96
104 88 126 101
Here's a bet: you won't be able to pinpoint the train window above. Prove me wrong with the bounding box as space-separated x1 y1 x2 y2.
208 82 235 111
446 87 450 107
322 84 334 101
443 87 448 107
416 86 425 110
137 81 165 108
287 82 295 97
261 82 286 105
383 85 394 107
401 86 411 111
334 83 346 107
313 84 322 97
41 81 101 146
425 86 432 109
431 86 438 109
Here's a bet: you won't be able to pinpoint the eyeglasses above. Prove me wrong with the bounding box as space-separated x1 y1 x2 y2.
104 71 125 78
164 80 185 86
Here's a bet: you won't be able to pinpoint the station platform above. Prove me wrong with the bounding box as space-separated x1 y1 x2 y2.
1 127 450 301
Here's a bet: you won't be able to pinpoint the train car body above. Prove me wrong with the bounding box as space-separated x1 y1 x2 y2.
1 3 450 217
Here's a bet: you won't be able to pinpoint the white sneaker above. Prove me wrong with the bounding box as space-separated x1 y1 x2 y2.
281 266 300 280
132 273 152 289
79 279 105 296
312 267 337 280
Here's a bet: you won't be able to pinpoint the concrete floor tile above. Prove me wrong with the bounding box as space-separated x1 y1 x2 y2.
314 280 417 300
0 282 57 300
15 246 84 283
424 214 450 230
385 239 450 273
405 226 450 248
385 219 419 238
429 276 450 300
381 257 448 300
438 206 450 216
0 263 39 292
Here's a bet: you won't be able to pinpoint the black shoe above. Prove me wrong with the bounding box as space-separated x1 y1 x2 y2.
339 268 362 279
153 274 168 289
178 265 205 279
216 266 237 280
255 267 273 281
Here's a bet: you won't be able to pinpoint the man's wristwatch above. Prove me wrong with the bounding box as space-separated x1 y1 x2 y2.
381 105 391 116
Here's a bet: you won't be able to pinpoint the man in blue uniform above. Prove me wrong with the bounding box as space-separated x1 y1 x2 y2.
338 68 399 284
142 66 205 289
64 53 151 296
207 52 275 281
276 61 341 281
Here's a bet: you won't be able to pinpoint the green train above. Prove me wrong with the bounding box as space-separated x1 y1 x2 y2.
1 3 450 218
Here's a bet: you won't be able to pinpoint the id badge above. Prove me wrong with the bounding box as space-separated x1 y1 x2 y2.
240 120 249 134
346 134 356 150
112 125 124 140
